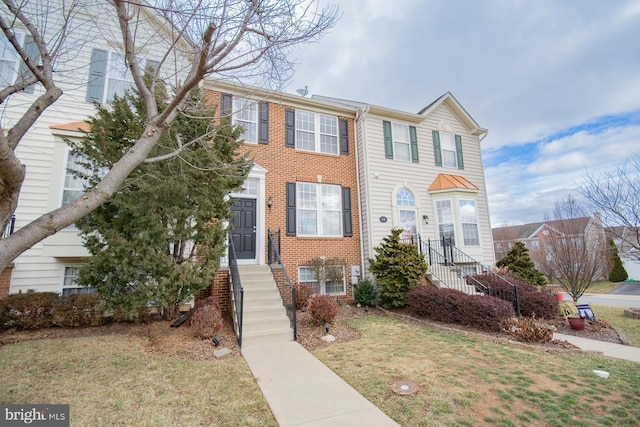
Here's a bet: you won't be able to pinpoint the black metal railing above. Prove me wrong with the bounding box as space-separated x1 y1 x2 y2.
267 229 297 341
404 234 521 317
228 237 244 347
1 215 16 239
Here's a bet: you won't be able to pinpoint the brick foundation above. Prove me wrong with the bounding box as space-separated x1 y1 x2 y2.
0 265 12 300
195 270 231 316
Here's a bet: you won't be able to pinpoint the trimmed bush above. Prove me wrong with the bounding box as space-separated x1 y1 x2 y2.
407 286 515 332
468 272 558 319
0 292 107 330
353 278 378 307
294 283 315 310
308 294 339 325
190 297 223 339
609 239 628 282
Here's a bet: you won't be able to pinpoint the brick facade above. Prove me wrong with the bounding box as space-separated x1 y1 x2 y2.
0 265 12 300
206 88 361 302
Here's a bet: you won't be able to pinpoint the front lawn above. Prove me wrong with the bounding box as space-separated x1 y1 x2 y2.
593 304 640 346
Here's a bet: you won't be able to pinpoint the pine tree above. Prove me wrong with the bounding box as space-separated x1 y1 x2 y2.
368 228 428 308
496 241 547 287
608 239 628 282
71 79 251 320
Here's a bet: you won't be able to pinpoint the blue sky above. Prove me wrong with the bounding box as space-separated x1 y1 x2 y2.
286 0 640 226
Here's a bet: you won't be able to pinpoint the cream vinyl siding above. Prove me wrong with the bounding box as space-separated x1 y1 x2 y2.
4 2 191 294
358 101 494 273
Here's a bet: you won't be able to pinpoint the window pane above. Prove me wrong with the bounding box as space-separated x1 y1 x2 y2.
459 200 477 223
436 200 455 244
298 210 317 235
320 134 338 154
321 185 341 235
442 150 457 168
396 189 415 206
399 209 416 238
394 141 410 161
233 98 257 143
63 152 89 205
297 183 317 208
322 211 341 235
462 224 480 246
440 132 457 168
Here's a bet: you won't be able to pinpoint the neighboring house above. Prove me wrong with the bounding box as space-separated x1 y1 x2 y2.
203 81 361 300
314 92 495 279
492 216 608 279
606 226 640 280
1 2 189 297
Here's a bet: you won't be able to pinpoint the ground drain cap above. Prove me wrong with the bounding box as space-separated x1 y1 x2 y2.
392 380 419 395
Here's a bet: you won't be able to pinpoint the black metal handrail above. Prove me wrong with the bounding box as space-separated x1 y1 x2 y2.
404 234 521 317
228 237 244 347
267 229 297 341
1 215 15 239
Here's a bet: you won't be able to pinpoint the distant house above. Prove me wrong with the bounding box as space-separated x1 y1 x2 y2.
606 226 640 280
492 215 608 279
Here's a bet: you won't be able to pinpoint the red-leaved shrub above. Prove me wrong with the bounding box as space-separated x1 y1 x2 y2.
294 283 315 310
308 294 339 325
190 297 223 339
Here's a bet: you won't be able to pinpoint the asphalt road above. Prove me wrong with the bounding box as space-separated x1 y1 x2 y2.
557 282 640 307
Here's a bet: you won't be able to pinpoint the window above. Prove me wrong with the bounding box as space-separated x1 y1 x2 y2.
62 151 89 205
61 266 94 297
232 97 258 143
383 121 418 162
296 183 342 236
286 109 348 154
459 199 479 246
295 110 338 154
298 266 345 295
396 188 417 239
287 183 352 237
435 199 455 245
0 30 38 93
433 130 464 169
0 32 23 87
86 49 158 104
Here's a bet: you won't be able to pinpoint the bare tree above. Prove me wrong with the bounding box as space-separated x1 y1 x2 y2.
0 0 339 272
536 195 607 302
579 153 640 258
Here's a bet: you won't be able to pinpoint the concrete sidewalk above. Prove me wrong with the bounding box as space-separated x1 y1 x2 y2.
554 333 640 363
242 340 399 427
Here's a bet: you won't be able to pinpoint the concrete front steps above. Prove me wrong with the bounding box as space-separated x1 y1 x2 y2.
238 265 293 347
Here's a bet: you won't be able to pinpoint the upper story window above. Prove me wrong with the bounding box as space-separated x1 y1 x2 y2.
296 110 338 154
432 131 464 169
1 30 38 93
221 93 269 144
383 121 418 163
86 48 158 104
285 108 349 155
232 97 258 143
62 151 89 205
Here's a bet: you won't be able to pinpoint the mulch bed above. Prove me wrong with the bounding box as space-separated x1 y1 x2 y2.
0 304 629 361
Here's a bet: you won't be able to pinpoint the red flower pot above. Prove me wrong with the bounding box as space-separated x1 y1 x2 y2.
555 293 564 302
568 317 585 330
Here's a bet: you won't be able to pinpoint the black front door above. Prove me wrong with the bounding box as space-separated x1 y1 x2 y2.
231 198 256 259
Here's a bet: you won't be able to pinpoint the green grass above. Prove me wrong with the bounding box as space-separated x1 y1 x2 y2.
310 316 640 427
0 335 276 426
592 304 640 346
585 281 623 294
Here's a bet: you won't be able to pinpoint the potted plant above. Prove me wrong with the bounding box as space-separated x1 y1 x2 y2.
559 302 585 330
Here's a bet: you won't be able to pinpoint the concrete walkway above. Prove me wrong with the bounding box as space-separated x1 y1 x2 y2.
554 333 640 363
242 340 399 427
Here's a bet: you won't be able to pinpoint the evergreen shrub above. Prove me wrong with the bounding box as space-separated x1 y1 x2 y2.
353 278 378 307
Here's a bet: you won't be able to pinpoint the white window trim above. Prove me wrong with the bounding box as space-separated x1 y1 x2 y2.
60 265 95 297
391 123 411 162
298 265 346 296
232 97 258 144
296 182 342 237
295 109 339 155
439 131 458 169
459 199 480 247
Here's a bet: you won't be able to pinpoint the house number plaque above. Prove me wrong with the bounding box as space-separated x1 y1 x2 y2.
379 216 388 223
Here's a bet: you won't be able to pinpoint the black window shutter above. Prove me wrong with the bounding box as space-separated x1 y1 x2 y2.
339 118 349 154
432 130 442 166
221 93 232 117
86 48 108 102
285 108 295 148
455 134 464 169
20 35 39 94
409 126 419 163
258 102 269 144
286 182 297 236
342 187 353 237
383 120 393 159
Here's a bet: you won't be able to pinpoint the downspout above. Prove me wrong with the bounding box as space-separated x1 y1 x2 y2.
354 106 370 279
